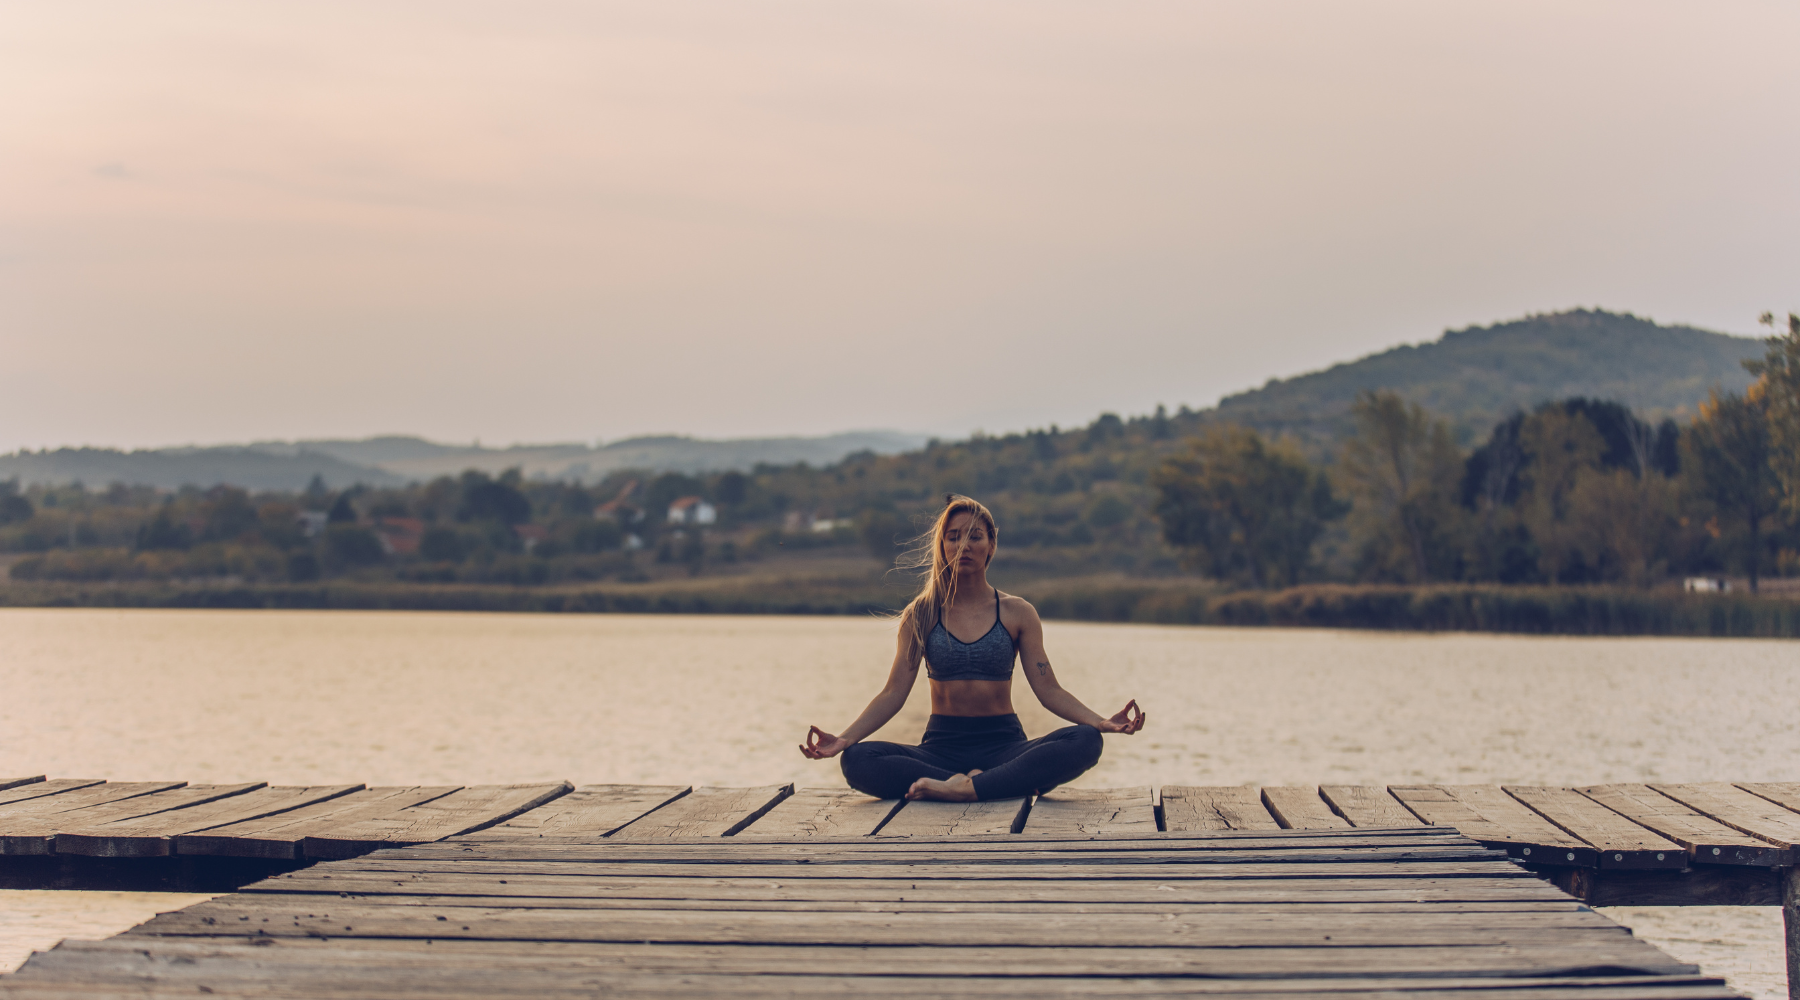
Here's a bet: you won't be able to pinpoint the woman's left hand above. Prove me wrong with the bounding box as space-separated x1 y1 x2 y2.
1097 700 1145 734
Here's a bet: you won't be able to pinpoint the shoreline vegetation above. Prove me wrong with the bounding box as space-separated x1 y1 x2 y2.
4 310 1799 638
4 575 1796 638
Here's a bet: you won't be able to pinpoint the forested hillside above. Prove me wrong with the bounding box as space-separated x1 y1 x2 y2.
5 309 1794 596
1212 309 1762 451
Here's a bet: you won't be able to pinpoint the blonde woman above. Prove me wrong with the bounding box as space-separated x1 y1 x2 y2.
800 494 1146 801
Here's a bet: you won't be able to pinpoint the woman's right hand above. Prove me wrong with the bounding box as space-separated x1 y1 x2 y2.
799 725 853 759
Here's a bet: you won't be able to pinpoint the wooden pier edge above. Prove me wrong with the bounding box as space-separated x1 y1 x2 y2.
5 776 1800 996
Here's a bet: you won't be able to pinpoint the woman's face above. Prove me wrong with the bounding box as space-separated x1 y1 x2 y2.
941 511 994 572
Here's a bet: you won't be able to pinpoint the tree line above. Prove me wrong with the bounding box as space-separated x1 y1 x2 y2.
4 314 1797 592
1153 314 1800 590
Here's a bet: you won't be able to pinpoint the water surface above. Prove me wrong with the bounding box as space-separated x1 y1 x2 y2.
1 608 1794 993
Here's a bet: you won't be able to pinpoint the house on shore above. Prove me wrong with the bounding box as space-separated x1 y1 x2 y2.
667 496 717 526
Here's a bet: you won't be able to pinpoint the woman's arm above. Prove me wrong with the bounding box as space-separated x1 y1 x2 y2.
800 611 927 759
1014 599 1146 734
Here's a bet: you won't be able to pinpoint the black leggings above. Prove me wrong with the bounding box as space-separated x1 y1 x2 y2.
840 714 1102 801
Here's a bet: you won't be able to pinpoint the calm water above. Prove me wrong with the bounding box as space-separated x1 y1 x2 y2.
1 608 1795 993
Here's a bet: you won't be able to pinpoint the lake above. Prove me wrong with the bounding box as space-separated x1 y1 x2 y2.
1 608 1795 993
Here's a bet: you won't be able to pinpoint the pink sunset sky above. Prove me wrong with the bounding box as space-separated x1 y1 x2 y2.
3 0 1796 450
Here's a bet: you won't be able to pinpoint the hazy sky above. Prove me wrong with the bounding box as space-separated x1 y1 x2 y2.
4 1 1796 451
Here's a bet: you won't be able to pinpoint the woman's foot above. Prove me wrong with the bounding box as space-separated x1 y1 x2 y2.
906 771 980 802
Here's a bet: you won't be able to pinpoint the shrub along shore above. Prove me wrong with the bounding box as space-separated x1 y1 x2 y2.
3 578 1795 638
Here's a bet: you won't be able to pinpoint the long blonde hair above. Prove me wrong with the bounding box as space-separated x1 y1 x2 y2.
896 494 998 645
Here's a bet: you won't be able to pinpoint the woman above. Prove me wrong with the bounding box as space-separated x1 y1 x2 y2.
800 494 1145 801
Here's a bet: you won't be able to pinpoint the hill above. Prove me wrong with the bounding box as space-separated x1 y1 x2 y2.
263 431 928 482
0 432 928 491
0 447 408 493
1210 309 1763 447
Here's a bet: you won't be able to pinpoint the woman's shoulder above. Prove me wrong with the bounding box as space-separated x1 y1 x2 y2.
996 591 1041 625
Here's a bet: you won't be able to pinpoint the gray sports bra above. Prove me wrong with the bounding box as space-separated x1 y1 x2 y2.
924 589 1017 682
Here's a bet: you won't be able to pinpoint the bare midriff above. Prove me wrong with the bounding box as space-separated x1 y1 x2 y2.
929 678 1015 717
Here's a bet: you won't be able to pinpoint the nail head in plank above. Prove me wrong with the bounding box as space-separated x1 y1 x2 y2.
52 785 365 858
1319 786 1424 828
735 788 900 837
1261 787 1350 829
1576 784 1788 866
1389 785 1597 866
302 783 573 859
175 787 463 859
1158 786 1280 831
1651 783 1800 850
1021 788 1157 837
610 785 793 839
1503 787 1683 869
874 797 1030 837
472 785 690 839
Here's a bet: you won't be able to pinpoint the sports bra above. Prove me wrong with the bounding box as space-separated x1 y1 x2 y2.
924 589 1017 682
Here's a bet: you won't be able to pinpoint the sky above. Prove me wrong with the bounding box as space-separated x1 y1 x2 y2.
3 1 1797 452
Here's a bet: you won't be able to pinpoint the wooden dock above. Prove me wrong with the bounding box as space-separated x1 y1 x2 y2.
3 776 1798 998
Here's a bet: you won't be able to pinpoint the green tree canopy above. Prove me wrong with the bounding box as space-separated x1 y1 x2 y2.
1336 390 1465 583
1152 425 1342 588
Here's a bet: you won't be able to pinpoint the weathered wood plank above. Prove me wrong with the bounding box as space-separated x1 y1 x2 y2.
241 891 1577 914
1735 782 1800 816
1159 786 1280 831
1576 784 1787 866
428 829 1465 854
0 967 1738 1000
301 783 572 859
1652 782 1800 849
1390 785 1596 866
248 871 1564 903
472 785 688 839
1020 787 1157 837
0 781 182 823
1504 787 1683 869
1 783 244 855
610 785 791 839
315 859 1526 882
53 785 365 858
0 778 107 808
1262 787 1351 829
735 788 899 837
1321 786 1424 827
134 899 1631 948
21 936 1709 983
174 787 462 860
364 842 1498 867
0 776 44 792
875 797 1029 837
9 934 1733 1000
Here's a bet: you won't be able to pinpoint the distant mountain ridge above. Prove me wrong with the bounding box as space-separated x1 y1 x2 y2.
0 309 1766 490
0 431 928 492
1210 309 1763 447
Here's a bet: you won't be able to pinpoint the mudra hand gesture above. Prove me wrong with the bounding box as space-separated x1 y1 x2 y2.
800 725 852 759
1097 699 1146 734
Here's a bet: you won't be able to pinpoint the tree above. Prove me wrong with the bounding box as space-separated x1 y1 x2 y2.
1152 425 1343 588
459 476 531 525
1570 467 1677 586
0 479 32 527
326 492 358 524
1748 311 1800 518
1683 387 1781 590
1517 407 1605 584
1335 391 1466 583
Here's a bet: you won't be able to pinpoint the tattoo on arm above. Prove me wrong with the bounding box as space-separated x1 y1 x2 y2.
1036 661 1050 677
